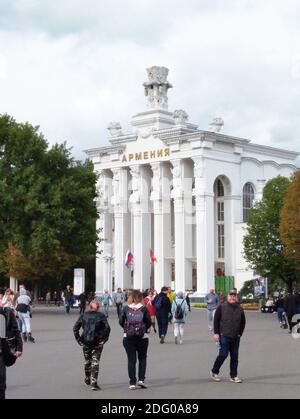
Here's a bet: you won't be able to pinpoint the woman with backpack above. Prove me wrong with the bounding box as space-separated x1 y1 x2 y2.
119 290 152 390
171 291 189 345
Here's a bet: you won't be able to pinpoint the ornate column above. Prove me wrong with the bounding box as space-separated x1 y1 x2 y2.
96 171 113 294
129 165 151 291
150 162 172 291
111 167 132 291
193 157 215 296
171 159 193 292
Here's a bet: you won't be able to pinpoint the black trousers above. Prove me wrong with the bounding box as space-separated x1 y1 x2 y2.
123 337 149 385
0 355 6 400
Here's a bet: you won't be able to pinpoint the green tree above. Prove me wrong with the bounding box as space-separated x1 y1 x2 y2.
280 171 300 268
0 114 98 284
243 176 299 292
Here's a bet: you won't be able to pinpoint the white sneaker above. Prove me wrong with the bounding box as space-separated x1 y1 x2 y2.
210 371 221 382
230 377 243 384
129 385 136 390
179 340 183 345
137 381 147 389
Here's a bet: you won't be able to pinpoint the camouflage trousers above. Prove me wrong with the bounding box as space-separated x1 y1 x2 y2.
83 345 103 385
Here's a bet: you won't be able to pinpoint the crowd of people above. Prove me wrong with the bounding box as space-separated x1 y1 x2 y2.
1 282 299 398
72 286 245 391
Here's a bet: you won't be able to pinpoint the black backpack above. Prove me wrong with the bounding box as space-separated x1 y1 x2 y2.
81 312 110 345
174 300 185 320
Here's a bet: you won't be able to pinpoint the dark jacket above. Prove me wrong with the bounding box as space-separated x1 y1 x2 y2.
119 305 152 335
214 302 246 339
153 292 172 315
0 307 23 352
73 310 110 347
284 294 298 316
78 293 87 305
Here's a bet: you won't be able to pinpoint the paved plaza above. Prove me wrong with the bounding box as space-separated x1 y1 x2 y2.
7 306 300 399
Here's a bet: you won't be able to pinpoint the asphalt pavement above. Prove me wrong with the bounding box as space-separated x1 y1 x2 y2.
7 305 300 399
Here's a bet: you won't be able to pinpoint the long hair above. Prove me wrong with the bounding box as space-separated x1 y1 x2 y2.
127 290 144 305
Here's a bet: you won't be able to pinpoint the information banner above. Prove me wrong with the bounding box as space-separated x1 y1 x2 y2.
74 268 85 295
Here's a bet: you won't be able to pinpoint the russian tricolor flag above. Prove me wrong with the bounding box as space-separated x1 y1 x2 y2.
125 250 134 268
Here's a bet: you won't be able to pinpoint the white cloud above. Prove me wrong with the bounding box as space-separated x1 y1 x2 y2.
0 0 299 164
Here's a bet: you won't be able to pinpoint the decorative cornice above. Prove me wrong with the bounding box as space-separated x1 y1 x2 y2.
84 145 125 158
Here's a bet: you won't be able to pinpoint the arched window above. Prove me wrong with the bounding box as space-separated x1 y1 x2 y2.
243 183 255 222
217 179 224 197
215 179 225 260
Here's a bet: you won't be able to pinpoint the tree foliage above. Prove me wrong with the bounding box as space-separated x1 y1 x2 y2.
243 176 299 292
0 114 98 282
280 171 300 268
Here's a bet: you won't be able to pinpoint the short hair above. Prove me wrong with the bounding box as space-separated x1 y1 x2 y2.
127 290 144 305
161 286 169 292
89 300 100 310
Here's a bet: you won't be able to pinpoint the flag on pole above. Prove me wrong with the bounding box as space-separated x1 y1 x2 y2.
150 249 157 264
125 250 134 268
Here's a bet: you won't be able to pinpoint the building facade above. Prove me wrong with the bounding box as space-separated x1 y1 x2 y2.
85 66 299 296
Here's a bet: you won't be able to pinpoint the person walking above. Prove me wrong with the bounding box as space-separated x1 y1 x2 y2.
101 290 112 318
171 291 189 344
63 285 74 315
78 292 88 315
45 292 51 307
15 287 35 343
73 300 110 391
204 289 219 332
210 289 246 383
0 305 23 399
114 288 125 317
275 295 286 328
119 290 151 390
283 292 298 333
144 290 157 333
153 287 171 344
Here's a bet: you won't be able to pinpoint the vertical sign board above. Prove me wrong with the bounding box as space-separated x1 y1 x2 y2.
74 269 85 296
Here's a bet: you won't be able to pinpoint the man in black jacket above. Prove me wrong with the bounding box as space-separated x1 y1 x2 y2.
210 289 246 384
153 287 172 344
283 292 298 333
0 306 23 400
73 300 110 391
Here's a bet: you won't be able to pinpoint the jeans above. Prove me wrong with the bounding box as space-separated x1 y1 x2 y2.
65 300 72 314
277 307 285 323
212 335 241 378
18 312 31 334
0 355 6 400
123 337 149 385
103 304 109 318
116 303 123 318
156 313 169 338
207 309 216 331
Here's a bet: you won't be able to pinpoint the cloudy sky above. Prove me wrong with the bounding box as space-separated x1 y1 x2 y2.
0 0 300 163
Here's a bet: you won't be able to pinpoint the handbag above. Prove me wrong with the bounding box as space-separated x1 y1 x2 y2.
0 338 17 367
